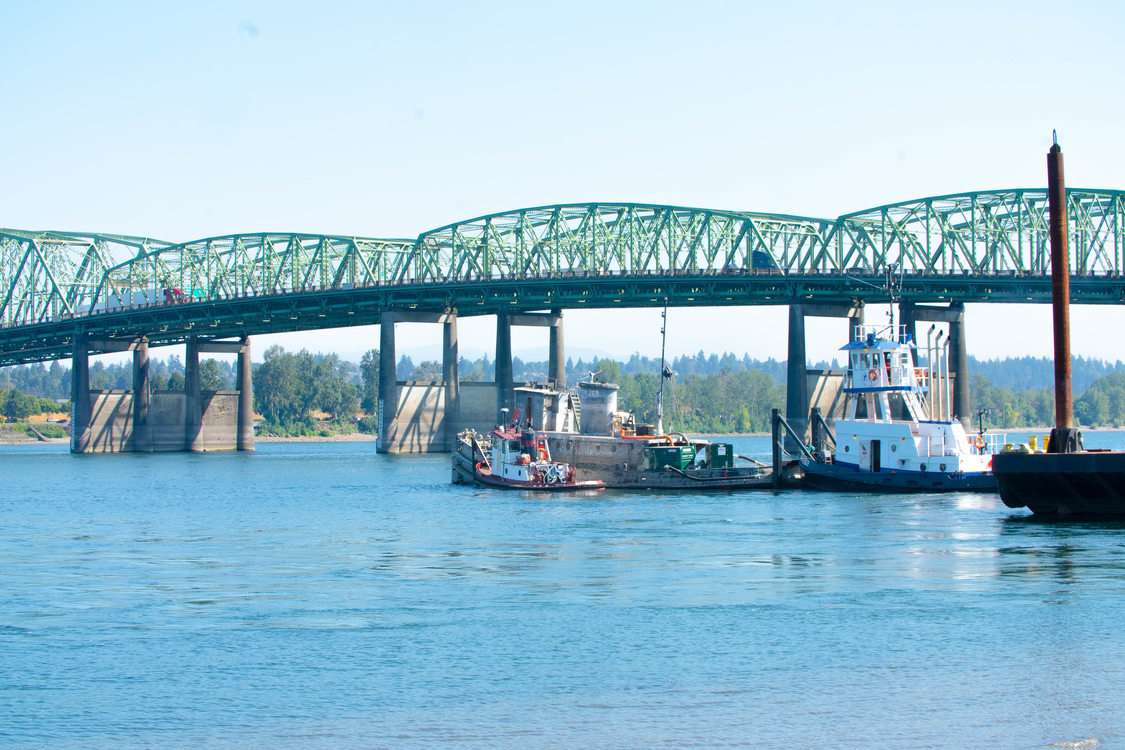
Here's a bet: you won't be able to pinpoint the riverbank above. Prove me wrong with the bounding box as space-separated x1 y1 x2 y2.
256 433 377 443
0 435 68 445
8 426 1122 447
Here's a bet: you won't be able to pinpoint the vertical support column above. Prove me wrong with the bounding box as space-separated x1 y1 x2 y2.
442 312 461 449
237 336 254 451
495 311 513 421
132 337 152 452
899 302 917 344
185 336 204 452
785 303 808 447
548 308 565 388
70 335 91 453
848 304 865 344
897 302 918 422
377 313 398 454
771 408 782 489
810 406 823 455
948 303 970 426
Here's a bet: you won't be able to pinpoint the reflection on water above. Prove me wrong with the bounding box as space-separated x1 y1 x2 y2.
2 438 1125 748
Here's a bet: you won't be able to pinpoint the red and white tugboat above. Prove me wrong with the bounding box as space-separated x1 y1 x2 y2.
473 419 605 492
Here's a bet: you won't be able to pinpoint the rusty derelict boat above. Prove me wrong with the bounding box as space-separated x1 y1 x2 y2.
453 378 773 490
462 417 605 492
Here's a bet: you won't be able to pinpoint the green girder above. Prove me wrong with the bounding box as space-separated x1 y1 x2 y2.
1 190 1123 365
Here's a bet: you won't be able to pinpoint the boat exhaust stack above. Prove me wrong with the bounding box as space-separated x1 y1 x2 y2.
933 329 946 421
926 324 936 420
942 336 952 423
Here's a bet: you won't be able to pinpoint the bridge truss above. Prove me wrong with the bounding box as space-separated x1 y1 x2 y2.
1 189 1123 365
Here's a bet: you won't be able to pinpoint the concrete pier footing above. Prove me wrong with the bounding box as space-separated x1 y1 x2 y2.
785 302 864 447
184 337 204 452
495 312 512 424
785 300 973 443
70 337 91 453
69 334 255 453
237 338 254 451
378 310 463 454
377 308 565 454
900 302 970 425
132 338 152 452
785 304 809 446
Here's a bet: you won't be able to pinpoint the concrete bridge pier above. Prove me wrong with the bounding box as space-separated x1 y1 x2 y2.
899 301 970 425
72 334 150 452
496 310 566 421
185 337 203 452
949 307 969 425
786 302 864 448
785 305 808 447
548 308 565 388
236 337 254 451
192 336 256 451
377 310 461 454
132 338 152 452
68 334 253 453
442 313 460 449
495 312 513 423
70 335 91 453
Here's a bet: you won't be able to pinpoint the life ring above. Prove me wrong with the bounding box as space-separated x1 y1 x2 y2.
867 368 879 382
974 436 985 451
538 445 548 461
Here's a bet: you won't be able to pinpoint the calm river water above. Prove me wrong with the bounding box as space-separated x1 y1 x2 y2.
4 433 1125 749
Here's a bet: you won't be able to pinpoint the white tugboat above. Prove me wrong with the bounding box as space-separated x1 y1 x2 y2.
800 322 1001 492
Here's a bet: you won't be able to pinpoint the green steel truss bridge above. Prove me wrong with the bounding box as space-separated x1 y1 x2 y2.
1 188 1123 366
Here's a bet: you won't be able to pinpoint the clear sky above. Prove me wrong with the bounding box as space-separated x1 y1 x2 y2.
3 1 1124 366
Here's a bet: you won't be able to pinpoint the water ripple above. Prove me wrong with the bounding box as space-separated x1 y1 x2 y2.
3 438 1125 747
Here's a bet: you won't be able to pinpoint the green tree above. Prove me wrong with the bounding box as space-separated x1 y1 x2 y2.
312 354 359 419
592 358 622 385
254 345 304 424
200 359 227 391
414 360 441 381
1075 372 1125 427
2 389 38 420
359 349 380 413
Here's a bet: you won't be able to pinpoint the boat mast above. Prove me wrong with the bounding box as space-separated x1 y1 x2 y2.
884 262 899 337
656 300 668 435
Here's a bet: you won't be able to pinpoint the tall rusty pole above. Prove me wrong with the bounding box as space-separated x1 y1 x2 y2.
1047 132 1076 450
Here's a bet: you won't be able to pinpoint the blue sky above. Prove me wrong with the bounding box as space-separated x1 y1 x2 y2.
3 1 1124 364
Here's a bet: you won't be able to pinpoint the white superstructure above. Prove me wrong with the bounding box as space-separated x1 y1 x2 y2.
816 323 998 479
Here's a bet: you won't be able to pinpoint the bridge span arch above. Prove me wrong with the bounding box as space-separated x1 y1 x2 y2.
3 188 1123 453
2 188 1124 366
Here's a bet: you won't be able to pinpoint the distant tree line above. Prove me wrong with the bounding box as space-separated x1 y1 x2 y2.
0 389 68 421
968 355 1125 394
5 350 1125 434
253 347 362 436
